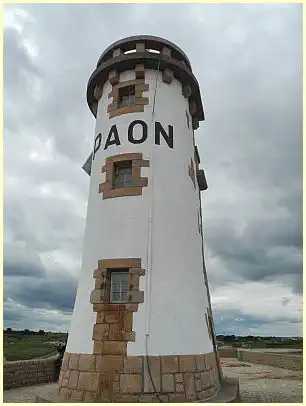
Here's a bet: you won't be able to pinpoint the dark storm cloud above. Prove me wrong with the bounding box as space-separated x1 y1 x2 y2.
4 299 72 332
197 3 302 297
5 182 86 254
205 211 302 291
5 271 78 313
4 259 45 279
213 310 302 337
4 307 24 323
4 3 302 334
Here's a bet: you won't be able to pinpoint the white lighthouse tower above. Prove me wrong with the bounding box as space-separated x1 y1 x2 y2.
57 35 225 402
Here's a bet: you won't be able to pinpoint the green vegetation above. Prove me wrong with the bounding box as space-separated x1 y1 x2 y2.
4 329 302 361
217 335 303 349
4 330 67 361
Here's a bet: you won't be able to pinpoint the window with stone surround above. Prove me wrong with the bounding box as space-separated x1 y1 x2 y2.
186 110 190 129
118 85 135 109
109 270 129 303
99 153 149 199
113 160 133 189
107 77 149 119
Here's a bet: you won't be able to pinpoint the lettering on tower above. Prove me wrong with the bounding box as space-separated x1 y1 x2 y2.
93 121 174 160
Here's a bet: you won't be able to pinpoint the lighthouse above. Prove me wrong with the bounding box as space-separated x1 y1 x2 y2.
57 35 224 402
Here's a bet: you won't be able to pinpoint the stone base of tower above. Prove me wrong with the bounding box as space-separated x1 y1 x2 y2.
52 351 226 402
35 375 240 403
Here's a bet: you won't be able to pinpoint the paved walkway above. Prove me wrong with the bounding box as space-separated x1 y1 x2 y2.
3 358 303 403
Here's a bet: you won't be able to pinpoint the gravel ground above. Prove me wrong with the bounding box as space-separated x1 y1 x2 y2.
242 348 302 353
221 358 303 403
3 358 303 403
3 383 56 403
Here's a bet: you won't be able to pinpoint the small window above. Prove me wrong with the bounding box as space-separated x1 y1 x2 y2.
110 270 129 303
186 111 190 129
118 85 135 109
113 161 133 189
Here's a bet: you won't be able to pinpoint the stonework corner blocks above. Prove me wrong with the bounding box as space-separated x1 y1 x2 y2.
109 69 120 86
98 153 149 200
135 64 145 79
57 351 220 402
188 158 196 189
108 76 149 119
198 209 202 235
162 68 173 84
93 84 103 101
189 100 197 116
90 258 145 357
182 83 192 98
192 115 199 130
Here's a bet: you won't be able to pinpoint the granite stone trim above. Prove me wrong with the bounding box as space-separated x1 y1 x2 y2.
194 146 200 176
109 69 120 86
93 84 103 101
197 209 202 235
135 64 145 79
182 84 192 98
197 169 208 191
99 153 149 199
189 100 197 116
162 68 173 84
188 158 196 189
87 52 204 121
110 106 145 119
194 146 201 165
192 116 199 130
97 35 192 71
107 76 149 119
90 258 145 360
57 352 221 402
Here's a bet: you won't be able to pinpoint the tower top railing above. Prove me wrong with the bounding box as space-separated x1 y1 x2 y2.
96 35 192 71
86 35 204 123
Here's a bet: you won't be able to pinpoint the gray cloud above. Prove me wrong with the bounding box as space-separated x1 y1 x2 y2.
5 270 78 313
4 245 46 278
213 310 302 337
4 27 41 89
4 3 302 335
281 297 290 307
205 211 302 291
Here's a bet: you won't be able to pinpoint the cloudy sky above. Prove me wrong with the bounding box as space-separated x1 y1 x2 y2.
4 3 302 336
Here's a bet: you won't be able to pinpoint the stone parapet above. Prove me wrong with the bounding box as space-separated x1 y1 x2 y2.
4 358 56 390
218 348 238 358
237 350 303 371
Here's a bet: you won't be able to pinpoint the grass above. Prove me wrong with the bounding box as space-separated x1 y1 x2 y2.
4 333 67 361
